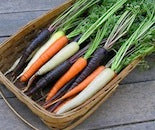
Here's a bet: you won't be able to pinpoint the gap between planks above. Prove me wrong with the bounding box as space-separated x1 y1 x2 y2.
91 119 155 130
0 0 66 14
0 9 50 15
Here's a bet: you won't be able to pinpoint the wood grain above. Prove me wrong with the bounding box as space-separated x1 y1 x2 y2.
0 11 47 37
0 81 155 130
76 81 155 129
0 0 66 13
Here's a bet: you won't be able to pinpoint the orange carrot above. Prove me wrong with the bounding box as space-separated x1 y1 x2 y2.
46 57 87 102
61 66 105 100
20 36 68 82
44 66 105 108
53 97 73 113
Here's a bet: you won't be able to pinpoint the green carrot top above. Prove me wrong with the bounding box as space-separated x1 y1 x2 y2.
116 33 155 73
77 0 127 45
84 15 119 59
52 0 100 33
66 1 114 39
111 11 155 73
83 27 106 60
48 0 87 31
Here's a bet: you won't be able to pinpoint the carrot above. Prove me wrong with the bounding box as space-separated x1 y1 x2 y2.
53 97 73 113
20 36 68 82
43 76 78 107
13 0 92 76
46 57 87 102
56 68 115 114
45 26 110 102
21 31 65 75
62 66 105 99
69 10 137 90
36 40 80 75
13 29 51 76
17 0 97 80
44 66 105 108
25 45 89 96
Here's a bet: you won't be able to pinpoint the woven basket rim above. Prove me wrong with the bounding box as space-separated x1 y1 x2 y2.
0 58 140 119
0 0 142 128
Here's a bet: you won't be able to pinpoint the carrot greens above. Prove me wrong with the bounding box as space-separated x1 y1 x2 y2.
115 26 155 73
77 0 127 45
56 18 155 114
45 26 107 102
24 0 126 80
111 13 155 73
69 9 136 91
14 0 96 78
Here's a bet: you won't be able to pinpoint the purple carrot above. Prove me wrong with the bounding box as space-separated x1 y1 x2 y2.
68 10 136 90
13 29 51 76
44 76 77 111
69 47 108 90
49 101 62 112
26 44 89 96
44 76 77 106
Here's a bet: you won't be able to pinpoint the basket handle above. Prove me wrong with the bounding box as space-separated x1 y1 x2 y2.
0 88 38 130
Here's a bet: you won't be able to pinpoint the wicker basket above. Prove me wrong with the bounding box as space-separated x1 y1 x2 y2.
0 0 141 129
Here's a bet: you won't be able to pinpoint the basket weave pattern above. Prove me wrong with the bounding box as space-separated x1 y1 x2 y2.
0 0 140 129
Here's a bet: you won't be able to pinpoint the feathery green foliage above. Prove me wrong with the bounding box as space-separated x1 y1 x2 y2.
111 10 155 73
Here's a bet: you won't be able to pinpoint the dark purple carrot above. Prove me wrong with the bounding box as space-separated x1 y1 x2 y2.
26 44 89 95
68 11 136 90
43 77 77 110
49 101 62 112
13 29 51 76
13 0 92 77
43 76 77 108
69 47 108 90
26 61 72 96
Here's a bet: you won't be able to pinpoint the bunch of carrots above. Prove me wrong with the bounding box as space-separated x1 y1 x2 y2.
5 0 154 114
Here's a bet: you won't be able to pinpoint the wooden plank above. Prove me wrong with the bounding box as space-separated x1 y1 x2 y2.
0 11 47 37
0 0 66 13
75 81 155 130
0 0 67 37
122 54 155 84
103 121 155 130
0 81 155 130
0 98 49 130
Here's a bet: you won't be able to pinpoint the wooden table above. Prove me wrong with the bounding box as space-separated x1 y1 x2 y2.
0 0 155 129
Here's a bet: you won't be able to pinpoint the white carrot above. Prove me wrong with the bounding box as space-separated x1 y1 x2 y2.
37 42 80 75
4 57 21 75
22 31 64 74
56 68 115 114
5 47 39 76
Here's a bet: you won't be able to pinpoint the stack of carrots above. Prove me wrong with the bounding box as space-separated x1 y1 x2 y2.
6 0 154 114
